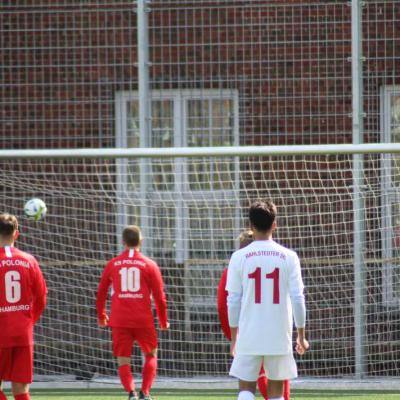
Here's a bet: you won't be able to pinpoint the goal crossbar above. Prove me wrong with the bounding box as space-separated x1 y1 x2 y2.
3 143 400 159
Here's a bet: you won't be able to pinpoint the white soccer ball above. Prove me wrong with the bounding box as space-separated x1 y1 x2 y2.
24 198 47 221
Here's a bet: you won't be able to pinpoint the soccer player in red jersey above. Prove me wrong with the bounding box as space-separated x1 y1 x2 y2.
217 230 291 400
96 225 169 400
0 213 47 400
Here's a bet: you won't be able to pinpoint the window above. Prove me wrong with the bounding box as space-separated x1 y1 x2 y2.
381 86 400 305
115 90 240 266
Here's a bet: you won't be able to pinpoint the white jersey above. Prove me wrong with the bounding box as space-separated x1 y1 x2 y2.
226 239 304 355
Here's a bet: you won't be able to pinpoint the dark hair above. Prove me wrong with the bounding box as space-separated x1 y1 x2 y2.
249 200 277 232
0 213 18 236
122 225 142 247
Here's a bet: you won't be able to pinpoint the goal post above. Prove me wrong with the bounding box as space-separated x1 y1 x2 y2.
0 144 399 385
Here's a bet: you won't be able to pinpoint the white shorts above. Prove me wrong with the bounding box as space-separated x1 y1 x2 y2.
229 353 297 381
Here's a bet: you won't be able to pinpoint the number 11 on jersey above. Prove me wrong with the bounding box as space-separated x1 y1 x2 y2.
248 267 280 304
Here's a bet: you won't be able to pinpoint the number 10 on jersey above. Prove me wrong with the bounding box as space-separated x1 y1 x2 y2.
248 267 280 304
119 267 141 292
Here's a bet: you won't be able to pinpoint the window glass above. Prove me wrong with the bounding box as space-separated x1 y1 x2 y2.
382 88 400 304
127 101 140 147
391 94 400 142
390 94 400 188
185 264 225 310
392 203 400 297
126 101 141 191
151 100 174 147
188 205 235 260
211 99 234 145
127 205 141 226
151 100 174 191
187 98 236 191
151 205 176 258
187 99 210 146
127 99 175 191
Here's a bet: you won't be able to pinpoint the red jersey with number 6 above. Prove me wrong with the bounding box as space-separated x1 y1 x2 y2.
0 246 47 348
96 249 168 329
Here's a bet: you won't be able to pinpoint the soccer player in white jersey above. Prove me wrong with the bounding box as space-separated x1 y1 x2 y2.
226 200 309 400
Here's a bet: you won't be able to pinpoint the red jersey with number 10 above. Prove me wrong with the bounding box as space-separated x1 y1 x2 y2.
96 249 168 329
0 246 47 348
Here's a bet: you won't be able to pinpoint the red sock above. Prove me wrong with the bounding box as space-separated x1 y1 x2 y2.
257 366 268 399
0 390 7 400
141 354 157 395
283 379 290 400
14 394 30 400
118 364 135 393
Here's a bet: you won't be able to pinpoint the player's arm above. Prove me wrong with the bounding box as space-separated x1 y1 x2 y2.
288 252 309 354
96 264 111 327
31 261 47 323
149 262 169 330
226 252 243 356
216 269 231 340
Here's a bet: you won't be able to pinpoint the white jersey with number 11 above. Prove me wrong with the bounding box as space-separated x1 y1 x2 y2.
226 239 304 355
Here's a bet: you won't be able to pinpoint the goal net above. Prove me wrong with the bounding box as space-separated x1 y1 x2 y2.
0 145 399 384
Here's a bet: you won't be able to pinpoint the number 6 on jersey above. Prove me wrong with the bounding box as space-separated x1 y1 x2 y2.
5 270 22 303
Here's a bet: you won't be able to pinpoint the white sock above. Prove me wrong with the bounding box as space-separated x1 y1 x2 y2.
237 391 255 400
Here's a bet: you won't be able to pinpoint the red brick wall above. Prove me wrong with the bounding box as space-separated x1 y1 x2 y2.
1 2 137 148
1 1 398 150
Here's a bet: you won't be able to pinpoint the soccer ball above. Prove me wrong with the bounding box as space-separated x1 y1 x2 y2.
24 198 47 221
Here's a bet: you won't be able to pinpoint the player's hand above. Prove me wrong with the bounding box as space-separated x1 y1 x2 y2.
98 315 109 327
230 339 236 357
295 336 309 355
160 321 170 331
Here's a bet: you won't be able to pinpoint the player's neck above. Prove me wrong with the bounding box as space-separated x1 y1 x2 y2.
253 231 273 241
0 238 14 247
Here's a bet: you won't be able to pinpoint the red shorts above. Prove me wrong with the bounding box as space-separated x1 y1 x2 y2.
0 345 33 383
112 326 158 357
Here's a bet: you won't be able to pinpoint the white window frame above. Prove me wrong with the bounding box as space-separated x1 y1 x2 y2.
115 89 240 265
380 85 400 306
116 89 239 146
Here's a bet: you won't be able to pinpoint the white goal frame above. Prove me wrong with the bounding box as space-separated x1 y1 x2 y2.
1 143 400 389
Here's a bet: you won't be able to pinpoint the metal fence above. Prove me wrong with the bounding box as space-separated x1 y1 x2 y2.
1 0 400 382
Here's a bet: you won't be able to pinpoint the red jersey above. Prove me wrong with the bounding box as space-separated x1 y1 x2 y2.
217 268 231 340
0 246 47 348
96 248 168 329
